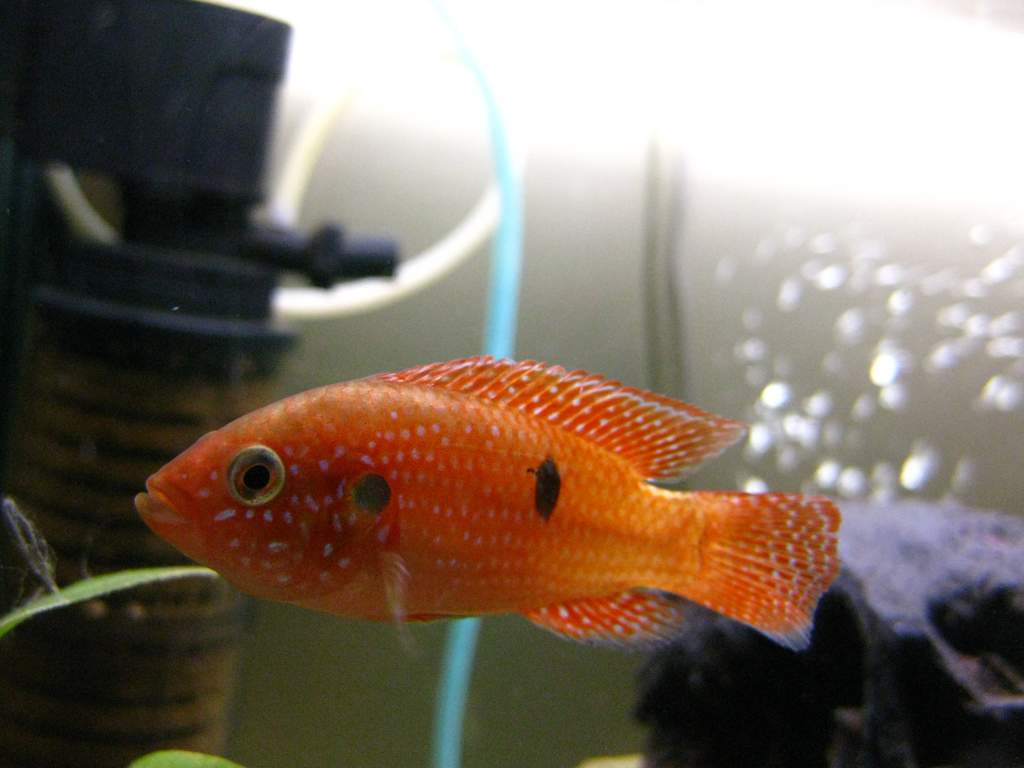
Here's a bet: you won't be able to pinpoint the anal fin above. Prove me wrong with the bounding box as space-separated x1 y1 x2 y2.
524 589 690 650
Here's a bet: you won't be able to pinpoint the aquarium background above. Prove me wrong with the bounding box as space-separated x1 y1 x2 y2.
4 1 1023 766
226 2 1024 766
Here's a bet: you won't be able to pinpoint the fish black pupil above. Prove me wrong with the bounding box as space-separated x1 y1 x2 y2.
242 463 271 491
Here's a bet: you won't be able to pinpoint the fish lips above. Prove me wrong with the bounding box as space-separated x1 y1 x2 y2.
134 477 189 528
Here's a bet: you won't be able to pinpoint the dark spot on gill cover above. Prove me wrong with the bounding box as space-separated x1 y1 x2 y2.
528 456 560 521
354 473 391 514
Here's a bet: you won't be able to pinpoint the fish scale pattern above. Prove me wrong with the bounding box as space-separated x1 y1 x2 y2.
376 356 747 480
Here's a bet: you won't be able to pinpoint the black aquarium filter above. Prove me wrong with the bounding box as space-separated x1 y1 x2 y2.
13 0 288 198
2 246 292 767
0 1 394 765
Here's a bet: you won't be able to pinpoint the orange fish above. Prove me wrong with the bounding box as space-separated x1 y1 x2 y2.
135 357 840 649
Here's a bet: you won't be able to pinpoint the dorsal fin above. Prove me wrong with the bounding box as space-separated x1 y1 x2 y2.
374 356 745 480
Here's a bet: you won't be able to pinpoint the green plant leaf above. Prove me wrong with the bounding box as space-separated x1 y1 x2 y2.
0 566 218 640
128 750 246 768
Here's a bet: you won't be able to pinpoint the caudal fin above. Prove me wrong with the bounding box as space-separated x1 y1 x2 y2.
682 492 841 650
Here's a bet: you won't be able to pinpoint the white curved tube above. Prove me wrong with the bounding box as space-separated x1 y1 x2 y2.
272 179 500 319
259 88 354 229
45 165 120 244
268 59 526 321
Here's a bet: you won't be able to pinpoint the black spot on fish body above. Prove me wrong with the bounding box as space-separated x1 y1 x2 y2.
528 457 560 521
354 474 391 514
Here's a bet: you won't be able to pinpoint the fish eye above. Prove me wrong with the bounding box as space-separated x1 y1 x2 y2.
228 445 285 506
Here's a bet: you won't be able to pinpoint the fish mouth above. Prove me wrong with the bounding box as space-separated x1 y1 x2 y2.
134 479 187 527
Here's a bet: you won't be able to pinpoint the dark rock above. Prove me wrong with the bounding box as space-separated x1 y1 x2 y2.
635 501 1024 768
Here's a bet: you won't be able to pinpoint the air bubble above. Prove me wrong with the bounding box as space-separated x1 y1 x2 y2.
837 467 867 497
847 261 876 294
814 264 847 291
878 383 908 411
854 239 886 261
872 354 897 387
977 375 1023 411
715 257 738 284
822 420 844 448
920 269 958 296
760 381 792 409
809 232 838 254
927 338 975 371
783 413 819 449
803 390 833 418
964 314 990 338
851 393 876 421
989 311 1023 337
822 351 844 375
776 446 800 473
814 460 841 488
968 223 994 247
962 278 987 299
900 441 940 492
870 462 898 501
874 264 906 286
736 338 767 362
986 337 1024 359
887 289 914 316
869 349 906 387
937 303 970 330
800 260 823 281
747 423 774 456
950 457 977 496
777 278 803 312
743 476 769 493
980 246 1023 284
835 308 866 345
